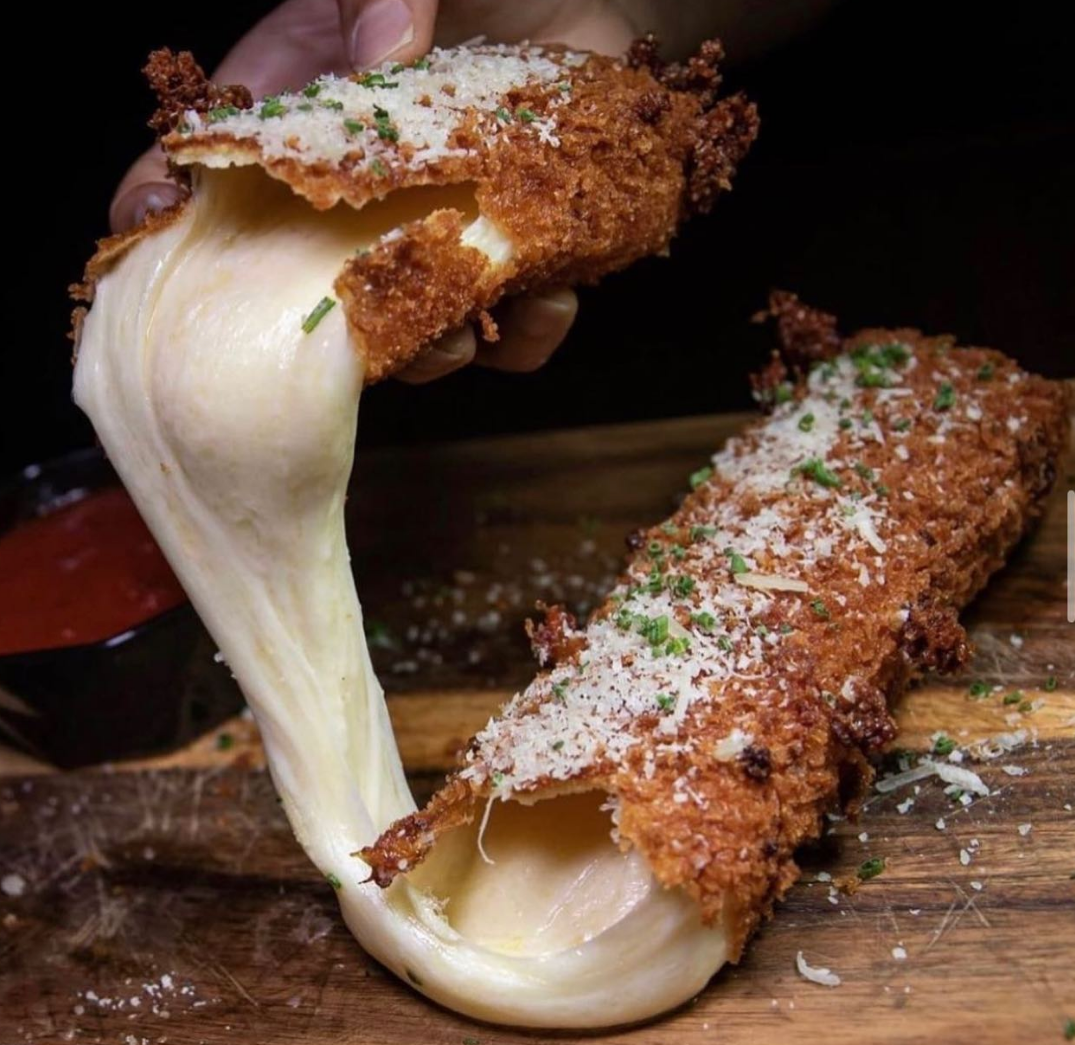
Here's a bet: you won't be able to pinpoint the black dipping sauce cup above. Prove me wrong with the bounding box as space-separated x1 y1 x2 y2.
0 448 243 768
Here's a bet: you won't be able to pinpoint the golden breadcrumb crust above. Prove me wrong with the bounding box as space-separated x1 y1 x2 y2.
360 296 1070 958
70 43 757 383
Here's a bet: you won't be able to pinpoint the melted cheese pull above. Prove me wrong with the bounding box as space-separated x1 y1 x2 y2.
73 167 727 1028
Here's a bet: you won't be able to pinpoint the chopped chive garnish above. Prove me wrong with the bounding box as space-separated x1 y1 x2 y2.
794 458 842 489
968 681 989 698
691 611 716 631
326 872 342 889
672 575 696 598
774 382 794 404
516 107 537 122
810 599 830 620
1018 699 1034 713
1003 690 1023 705
491 771 505 787
412 57 431 70
861 408 875 425
258 96 288 119
690 466 714 490
390 63 405 74
302 83 321 98
690 525 716 542
297 102 313 112
664 636 691 657
321 99 344 111
977 363 995 381
495 106 512 122
798 412 816 433
551 739 565 751
551 682 567 701
216 732 234 751
1044 675 1058 692
207 105 240 122
359 72 398 88
639 615 669 646
857 857 885 880
301 296 336 334
934 382 956 410
373 105 399 140
855 462 875 481
932 735 956 756
344 118 364 134
874 482 890 498
839 418 853 430
893 418 912 431
370 157 388 177
557 81 571 92
655 693 675 712
726 550 748 575
779 623 794 634
1064 1017 1074 1041
717 636 734 652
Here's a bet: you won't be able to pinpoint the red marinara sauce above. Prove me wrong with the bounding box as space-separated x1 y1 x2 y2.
0 487 187 655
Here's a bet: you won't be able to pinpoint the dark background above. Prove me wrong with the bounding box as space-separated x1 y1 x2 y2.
3 0 1072 476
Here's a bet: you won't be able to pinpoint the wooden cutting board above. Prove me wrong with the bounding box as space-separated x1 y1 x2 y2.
2 411 1073 1045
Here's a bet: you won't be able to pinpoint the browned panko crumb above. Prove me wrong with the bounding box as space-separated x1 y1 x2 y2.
360 304 1068 961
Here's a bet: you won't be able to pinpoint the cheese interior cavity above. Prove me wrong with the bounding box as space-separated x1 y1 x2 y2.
72 166 727 1028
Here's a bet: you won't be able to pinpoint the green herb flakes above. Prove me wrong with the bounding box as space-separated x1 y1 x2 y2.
370 158 388 177
968 681 989 699
934 382 956 410
207 105 240 122
1003 691 1024 705
216 732 234 751
343 118 364 134
690 465 714 490
726 550 748 574
794 458 842 489
932 734 956 756
258 96 288 119
810 599 830 620
857 856 885 881
672 575 696 598
798 412 816 433
302 83 321 98
326 872 342 890
1044 675 1058 692
655 693 675 712
516 107 537 123
691 611 716 632
977 363 995 381
690 525 716 542
301 296 336 334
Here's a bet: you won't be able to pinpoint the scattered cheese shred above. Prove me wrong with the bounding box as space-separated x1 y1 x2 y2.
796 951 842 987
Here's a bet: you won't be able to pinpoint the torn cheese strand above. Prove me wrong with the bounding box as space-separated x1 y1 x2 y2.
72 165 725 1029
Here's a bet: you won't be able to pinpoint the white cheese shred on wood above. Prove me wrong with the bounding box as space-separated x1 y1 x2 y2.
181 44 579 172
796 950 842 987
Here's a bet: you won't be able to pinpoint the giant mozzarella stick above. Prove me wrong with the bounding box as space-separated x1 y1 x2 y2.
362 292 1068 964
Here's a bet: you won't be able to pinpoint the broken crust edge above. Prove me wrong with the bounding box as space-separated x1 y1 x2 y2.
70 45 758 383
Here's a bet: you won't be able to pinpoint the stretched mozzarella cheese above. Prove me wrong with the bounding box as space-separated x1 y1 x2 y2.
73 166 727 1028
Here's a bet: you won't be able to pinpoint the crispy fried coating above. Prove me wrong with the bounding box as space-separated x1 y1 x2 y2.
361 297 1069 957
70 41 758 382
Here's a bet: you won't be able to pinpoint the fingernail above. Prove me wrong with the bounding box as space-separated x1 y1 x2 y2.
516 290 577 338
131 182 182 226
349 0 414 68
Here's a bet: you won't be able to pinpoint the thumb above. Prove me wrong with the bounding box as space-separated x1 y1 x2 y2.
338 0 438 69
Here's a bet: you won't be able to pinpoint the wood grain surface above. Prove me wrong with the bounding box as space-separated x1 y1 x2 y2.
1 411 1072 1045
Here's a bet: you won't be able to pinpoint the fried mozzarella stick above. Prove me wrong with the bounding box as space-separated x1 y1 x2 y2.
363 293 1068 964
73 39 757 381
